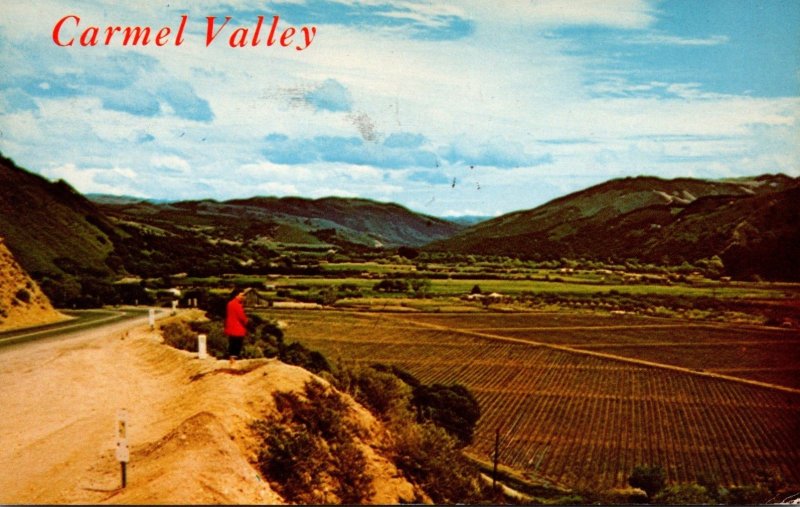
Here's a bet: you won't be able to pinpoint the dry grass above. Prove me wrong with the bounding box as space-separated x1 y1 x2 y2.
0 239 66 331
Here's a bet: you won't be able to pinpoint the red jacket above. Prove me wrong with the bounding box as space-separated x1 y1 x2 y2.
224 297 248 337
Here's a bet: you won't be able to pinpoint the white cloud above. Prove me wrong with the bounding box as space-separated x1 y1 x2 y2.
151 155 191 174
460 0 656 29
626 33 730 46
40 163 140 195
256 182 299 195
0 0 797 217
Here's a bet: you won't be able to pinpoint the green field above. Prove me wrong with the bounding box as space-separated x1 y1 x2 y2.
260 275 791 299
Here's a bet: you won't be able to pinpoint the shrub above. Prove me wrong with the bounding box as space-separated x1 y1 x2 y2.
393 422 482 504
187 320 227 358
275 381 355 443
280 342 331 373
331 440 373 504
373 279 410 293
696 474 723 502
398 246 419 259
628 464 666 499
723 485 769 504
160 320 197 351
754 466 786 496
653 483 712 504
413 383 481 446
261 321 284 342
14 288 31 303
241 344 264 359
255 421 329 503
254 381 373 504
410 278 431 298
334 364 413 421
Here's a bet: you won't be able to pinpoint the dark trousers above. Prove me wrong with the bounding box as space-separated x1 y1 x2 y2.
227 335 244 358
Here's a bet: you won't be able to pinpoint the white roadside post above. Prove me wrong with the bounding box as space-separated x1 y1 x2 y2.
198 334 207 359
148 308 155 330
116 409 130 488
171 300 178 315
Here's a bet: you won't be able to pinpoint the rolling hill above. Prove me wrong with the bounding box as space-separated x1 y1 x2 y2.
3 149 798 290
0 154 127 305
94 195 462 251
1 154 462 291
427 175 800 280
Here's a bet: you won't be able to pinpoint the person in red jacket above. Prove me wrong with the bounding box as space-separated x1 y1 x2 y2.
224 288 248 361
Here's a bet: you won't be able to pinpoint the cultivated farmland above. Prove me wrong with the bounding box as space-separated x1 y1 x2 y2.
268 309 800 492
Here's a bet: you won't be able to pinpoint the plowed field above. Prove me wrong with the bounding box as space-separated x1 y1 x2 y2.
271 310 800 491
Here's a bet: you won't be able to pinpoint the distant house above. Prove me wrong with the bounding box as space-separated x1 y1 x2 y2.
463 292 507 304
244 290 261 307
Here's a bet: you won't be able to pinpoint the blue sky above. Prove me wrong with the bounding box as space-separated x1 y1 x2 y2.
0 0 798 217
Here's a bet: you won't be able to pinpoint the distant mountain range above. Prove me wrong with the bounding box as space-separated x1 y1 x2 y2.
94 195 462 250
86 193 492 227
0 153 462 299
443 215 492 226
427 174 800 280
2 151 799 297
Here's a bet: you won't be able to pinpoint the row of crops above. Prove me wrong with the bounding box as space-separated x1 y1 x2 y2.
269 309 800 490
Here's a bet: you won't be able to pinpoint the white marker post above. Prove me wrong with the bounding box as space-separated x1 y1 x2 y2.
148 308 155 330
171 300 178 315
115 409 130 488
198 334 207 360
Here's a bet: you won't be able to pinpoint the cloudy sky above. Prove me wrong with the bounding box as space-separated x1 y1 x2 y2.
1 0 798 217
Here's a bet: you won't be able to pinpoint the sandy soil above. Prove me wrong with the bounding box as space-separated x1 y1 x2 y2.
0 239 67 331
0 313 414 504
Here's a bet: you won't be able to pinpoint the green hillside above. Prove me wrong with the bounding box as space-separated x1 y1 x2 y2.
98 195 461 252
0 154 126 305
427 175 800 280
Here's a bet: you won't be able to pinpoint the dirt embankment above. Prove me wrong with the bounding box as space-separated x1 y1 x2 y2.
0 314 415 504
0 238 67 331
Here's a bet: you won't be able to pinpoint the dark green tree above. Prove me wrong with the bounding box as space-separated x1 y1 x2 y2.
628 464 666 500
412 384 481 446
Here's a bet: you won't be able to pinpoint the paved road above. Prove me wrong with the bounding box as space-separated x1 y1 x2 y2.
0 308 158 349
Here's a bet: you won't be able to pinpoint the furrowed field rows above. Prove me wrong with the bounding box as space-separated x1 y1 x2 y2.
404 312 665 329
270 310 800 490
480 325 799 347
711 368 800 389
402 312 800 389
583 344 800 389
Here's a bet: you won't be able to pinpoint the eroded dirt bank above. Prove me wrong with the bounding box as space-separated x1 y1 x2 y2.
0 315 414 504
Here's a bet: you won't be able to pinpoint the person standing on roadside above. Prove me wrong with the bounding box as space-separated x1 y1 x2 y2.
224 288 248 362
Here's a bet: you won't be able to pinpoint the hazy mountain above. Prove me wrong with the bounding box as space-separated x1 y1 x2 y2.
444 215 492 226
96 195 462 250
427 174 800 280
86 194 175 205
